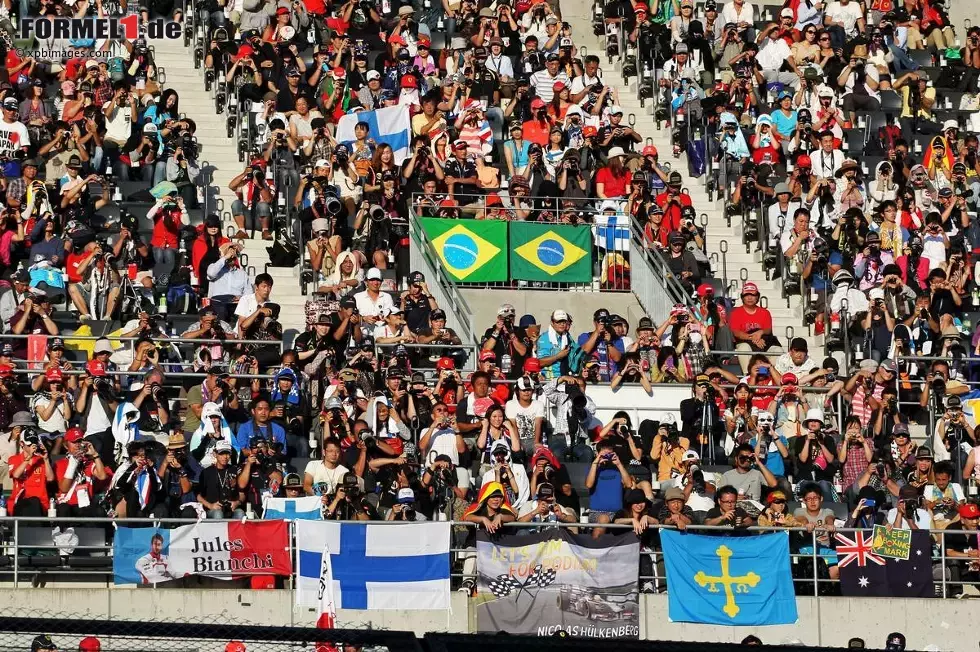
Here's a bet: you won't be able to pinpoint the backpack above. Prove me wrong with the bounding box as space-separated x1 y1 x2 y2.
166 284 197 315
567 343 588 375
267 237 299 267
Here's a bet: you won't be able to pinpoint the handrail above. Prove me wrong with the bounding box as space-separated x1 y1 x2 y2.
628 215 695 310
0 516 974 598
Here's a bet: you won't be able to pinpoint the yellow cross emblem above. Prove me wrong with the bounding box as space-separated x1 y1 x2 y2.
693 545 761 618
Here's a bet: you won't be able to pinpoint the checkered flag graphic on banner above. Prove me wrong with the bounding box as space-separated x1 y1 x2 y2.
487 575 524 598
486 564 558 599
527 564 557 588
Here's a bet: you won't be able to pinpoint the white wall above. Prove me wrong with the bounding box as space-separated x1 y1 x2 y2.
0 588 974 650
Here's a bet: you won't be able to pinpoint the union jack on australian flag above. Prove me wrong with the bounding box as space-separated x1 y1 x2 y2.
835 530 934 597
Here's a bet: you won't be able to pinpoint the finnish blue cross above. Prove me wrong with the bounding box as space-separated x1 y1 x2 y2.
299 523 450 609
264 499 320 520
339 108 410 158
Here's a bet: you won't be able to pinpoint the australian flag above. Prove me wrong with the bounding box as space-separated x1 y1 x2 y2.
836 530 933 597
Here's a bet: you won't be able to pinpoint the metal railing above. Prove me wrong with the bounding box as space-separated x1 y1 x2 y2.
1 517 977 599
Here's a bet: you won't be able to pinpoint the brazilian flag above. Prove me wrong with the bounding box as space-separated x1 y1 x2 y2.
510 223 592 282
419 218 508 282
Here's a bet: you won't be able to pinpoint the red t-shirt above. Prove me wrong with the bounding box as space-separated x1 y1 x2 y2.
655 191 692 233
65 251 93 284
54 457 111 506
521 119 551 147
728 306 773 337
595 167 632 198
7 453 49 509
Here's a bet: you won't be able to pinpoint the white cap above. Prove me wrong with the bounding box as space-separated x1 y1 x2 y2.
366 267 383 280
780 7 794 17
868 287 885 301
804 408 824 424
380 305 402 317
366 70 381 81
607 146 626 159
314 158 329 168
943 119 959 131
681 450 700 462
608 105 624 115
552 309 570 321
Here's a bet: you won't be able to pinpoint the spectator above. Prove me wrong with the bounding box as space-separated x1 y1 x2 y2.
720 443 777 501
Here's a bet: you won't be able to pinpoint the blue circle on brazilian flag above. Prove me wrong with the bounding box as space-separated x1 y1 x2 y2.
443 233 480 271
537 239 566 267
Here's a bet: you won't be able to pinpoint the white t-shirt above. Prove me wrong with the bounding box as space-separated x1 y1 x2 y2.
303 461 349 495
721 1 756 26
234 293 265 334
353 289 394 319
884 507 933 531
102 101 134 143
0 120 29 156
31 394 68 435
570 73 602 98
825 1 864 37
505 398 547 445
84 393 113 436
423 426 461 465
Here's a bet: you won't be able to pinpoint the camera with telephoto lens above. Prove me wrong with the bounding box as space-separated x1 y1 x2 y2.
902 498 918 515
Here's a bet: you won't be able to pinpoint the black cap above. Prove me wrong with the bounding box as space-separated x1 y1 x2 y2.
624 488 647 505
668 171 683 185
339 296 357 309
637 316 654 331
49 337 65 351
536 482 555 499
11 269 28 283
411 371 426 384
790 337 808 352
884 632 906 652
822 357 840 373
593 308 610 322
430 309 447 320
315 313 332 325
546 52 560 62
409 271 425 285
204 213 221 227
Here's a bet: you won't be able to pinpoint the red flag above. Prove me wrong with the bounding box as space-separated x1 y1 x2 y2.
315 543 339 652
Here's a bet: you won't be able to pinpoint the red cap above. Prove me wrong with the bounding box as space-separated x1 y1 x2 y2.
741 282 759 296
225 642 246 652
553 80 567 92
696 283 714 298
79 637 102 652
332 67 346 79
438 198 458 208
796 154 812 168
326 17 349 34
642 144 658 156
485 192 503 207
523 357 542 373
781 372 798 385
276 6 289 14
65 427 85 444
0 364 13 379
86 359 107 377
436 356 456 371
479 350 496 362
531 98 546 109
45 366 64 383
959 503 980 519
582 126 598 137
235 44 254 61
401 75 417 88
250 157 267 169
388 34 406 46
418 37 431 47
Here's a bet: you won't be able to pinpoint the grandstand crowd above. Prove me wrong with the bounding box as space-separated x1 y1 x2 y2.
1 0 980 604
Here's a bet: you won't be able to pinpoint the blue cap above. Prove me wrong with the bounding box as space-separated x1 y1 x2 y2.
777 90 792 100
519 314 537 328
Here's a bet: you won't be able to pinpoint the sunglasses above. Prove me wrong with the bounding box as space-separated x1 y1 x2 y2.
819 36 831 41
737 455 753 462
771 499 786 505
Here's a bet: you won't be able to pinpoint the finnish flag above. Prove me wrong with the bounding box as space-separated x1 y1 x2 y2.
336 105 412 165
594 214 631 252
263 496 323 521
296 521 451 610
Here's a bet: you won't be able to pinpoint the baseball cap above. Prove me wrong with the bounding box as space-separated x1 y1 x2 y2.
284 472 302 487
552 309 570 322
681 450 700 462
86 359 107 377
479 350 496 362
516 376 536 391
696 283 714 298
366 267 383 281
79 637 101 652
885 632 906 651
958 503 980 519
215 440 233 453
497 303 516 317
65 427 84 443
536 482 555 499
781 372 798 385
741 282 759 296
790 337 808 352
593 308 610 322
45 367 64 383
637 317 654 331
519 314 537 328
523 358 542 373
915 445 934 459
49 337 65 351
892 422 910 437
430 309 447 321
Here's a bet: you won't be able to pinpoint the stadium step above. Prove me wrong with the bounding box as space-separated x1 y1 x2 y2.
153 39 306 341
564 11 819 358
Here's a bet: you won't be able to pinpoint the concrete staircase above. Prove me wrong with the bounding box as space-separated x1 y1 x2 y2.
563 7 819 357
152 38 306 342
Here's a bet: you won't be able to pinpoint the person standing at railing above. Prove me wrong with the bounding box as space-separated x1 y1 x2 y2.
885 484 933 531
941 502 980 593
54 428 108 518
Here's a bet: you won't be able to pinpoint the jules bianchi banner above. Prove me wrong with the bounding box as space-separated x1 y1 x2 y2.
475 528 639 638
112 520 292 585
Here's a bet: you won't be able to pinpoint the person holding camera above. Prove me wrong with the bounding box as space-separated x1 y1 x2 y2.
66 241 120 322
196 440 245 519
54 428 108 518
584 440 633 538
8 429 55 516
790 408 837 498
517 481 576 532
229 158 275 241
838 415 874 489
165 138 202 209
110 441 167 518
324 472 375 521
885 484 933 530
157 433 201 519
238 435 285 516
